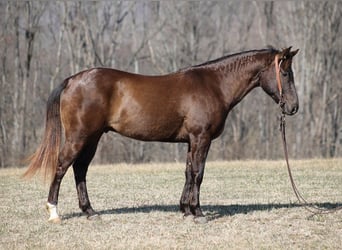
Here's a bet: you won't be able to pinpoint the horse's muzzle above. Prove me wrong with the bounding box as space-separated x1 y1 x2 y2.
283 103 298 116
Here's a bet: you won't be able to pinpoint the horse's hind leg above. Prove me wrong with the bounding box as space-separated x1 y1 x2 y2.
72 133 102 220
47 139 86 223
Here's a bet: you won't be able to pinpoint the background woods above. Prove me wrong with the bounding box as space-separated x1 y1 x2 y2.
0 1 341 167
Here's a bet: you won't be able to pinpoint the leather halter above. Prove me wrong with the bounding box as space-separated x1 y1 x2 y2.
274 54 283 101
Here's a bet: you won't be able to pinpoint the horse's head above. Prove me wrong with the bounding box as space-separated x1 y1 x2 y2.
260 47 299 115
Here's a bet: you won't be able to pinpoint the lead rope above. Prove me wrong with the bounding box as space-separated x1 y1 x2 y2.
279 114 342 214
275 55 342 215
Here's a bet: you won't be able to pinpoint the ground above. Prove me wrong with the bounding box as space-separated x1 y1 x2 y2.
1 159 341 249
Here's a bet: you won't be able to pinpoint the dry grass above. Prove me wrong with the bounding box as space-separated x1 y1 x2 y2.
1 159 342 249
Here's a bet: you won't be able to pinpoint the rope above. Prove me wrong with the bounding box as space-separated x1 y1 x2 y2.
274 53 341 214
279 100 342 215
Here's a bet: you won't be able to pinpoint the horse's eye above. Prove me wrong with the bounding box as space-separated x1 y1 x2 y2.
282 72 288 77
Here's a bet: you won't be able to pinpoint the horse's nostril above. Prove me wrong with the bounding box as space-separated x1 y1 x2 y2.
285 105 298 115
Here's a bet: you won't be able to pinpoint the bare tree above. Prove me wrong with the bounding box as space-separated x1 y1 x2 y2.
0 1 340 167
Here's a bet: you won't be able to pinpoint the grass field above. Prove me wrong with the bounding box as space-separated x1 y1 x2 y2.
1 159 342 249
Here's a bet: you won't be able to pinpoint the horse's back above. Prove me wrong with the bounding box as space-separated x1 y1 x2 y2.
106 70 191 141
60 68 192 142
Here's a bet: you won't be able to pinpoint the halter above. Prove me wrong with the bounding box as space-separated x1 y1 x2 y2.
274 54 284 106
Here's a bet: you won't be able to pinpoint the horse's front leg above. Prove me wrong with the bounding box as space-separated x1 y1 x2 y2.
180 148 193 216
180 134 211 223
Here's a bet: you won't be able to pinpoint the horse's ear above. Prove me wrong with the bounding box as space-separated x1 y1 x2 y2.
285 46 292 53
278 47 292 59
279 47 298 60
289 49 299 58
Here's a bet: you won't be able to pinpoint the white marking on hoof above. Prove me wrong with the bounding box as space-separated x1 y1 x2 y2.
46 202 61 223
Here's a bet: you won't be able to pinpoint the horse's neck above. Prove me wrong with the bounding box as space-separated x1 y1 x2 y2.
213 54 272 110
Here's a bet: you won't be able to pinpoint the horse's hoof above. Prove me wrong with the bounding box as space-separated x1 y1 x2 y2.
46 203 61 224
183 214 195 222
87 214 100 221
194 216 208 224
48 217 62 224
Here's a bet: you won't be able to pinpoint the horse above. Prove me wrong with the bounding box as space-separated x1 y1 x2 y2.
24 47 299 223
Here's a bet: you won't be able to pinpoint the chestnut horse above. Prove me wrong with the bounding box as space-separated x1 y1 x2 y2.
25 47 299 223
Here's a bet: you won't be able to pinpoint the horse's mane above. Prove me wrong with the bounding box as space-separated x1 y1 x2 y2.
181 47 279 72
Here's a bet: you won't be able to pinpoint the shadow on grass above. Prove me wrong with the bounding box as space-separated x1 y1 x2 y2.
63 202 342 221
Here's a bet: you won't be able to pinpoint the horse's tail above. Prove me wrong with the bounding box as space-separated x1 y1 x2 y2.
23 80 68 182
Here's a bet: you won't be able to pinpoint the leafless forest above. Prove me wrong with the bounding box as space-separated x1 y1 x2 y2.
0 1 341 167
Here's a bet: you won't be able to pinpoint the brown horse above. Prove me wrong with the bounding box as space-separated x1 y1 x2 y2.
24 47 299 223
